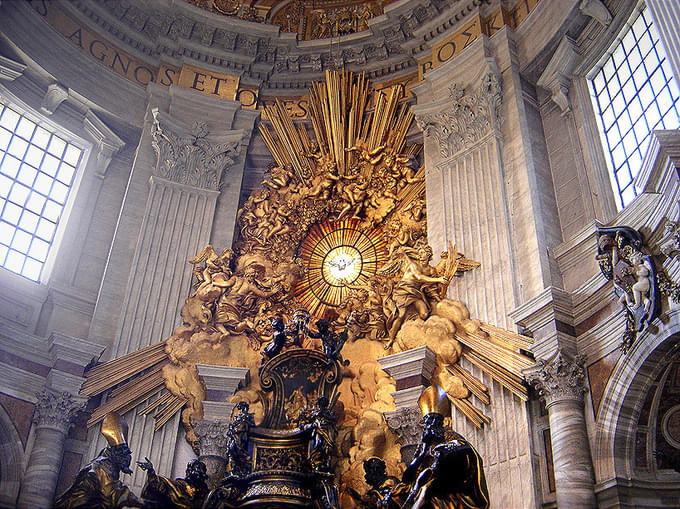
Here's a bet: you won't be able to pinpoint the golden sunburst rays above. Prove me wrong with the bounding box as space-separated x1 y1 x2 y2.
259 70 414 181
295 218 387 317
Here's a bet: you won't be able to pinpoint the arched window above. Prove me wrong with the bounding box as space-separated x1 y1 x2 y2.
0 100 84 281
589 5 680 209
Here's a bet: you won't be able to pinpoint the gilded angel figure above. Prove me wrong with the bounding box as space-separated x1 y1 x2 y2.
377 244 450 346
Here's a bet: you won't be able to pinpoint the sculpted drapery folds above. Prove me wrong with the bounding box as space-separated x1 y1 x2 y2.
55 413 143 509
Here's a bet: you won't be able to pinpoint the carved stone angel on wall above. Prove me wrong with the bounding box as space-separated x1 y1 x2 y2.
596 226 659 351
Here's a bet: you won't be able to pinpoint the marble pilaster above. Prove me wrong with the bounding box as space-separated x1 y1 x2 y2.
524 349 596 509
86 85 255 493
17 390 85 509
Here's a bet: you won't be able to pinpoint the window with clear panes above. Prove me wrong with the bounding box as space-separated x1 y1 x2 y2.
0 101 83 281
589 5 680 210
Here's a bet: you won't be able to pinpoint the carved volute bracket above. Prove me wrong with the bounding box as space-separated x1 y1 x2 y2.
579 0 613 27
150 108 243 190
40 83 68 116
33 389 85 433
537 36 580 115
414 70 502 159
523 349 588 407
83 110 126 177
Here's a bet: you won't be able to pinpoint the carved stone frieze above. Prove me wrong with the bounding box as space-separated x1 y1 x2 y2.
415 72 502 158
33 390 84 432
524 350 587 406
151 110 241 190
55 0 482 90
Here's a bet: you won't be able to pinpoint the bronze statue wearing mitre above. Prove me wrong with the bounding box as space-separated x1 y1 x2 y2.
54 412 143 509
395 385 490 509
137 457 210 509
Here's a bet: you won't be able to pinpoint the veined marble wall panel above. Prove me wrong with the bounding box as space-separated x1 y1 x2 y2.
452 357 537 508
431 136 516 330
112 178 217 357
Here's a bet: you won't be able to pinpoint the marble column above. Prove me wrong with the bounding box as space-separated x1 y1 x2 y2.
17 390 84 509
524 349 596 509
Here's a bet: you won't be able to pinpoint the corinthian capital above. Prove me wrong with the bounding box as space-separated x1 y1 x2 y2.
33 390 84 432
384 406 423 446
524 349 587 406
194 419 229 457
150 109 243 190
414 70 502 158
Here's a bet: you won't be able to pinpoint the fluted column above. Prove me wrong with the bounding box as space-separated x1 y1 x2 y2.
17 390 84 509
525 350 596 509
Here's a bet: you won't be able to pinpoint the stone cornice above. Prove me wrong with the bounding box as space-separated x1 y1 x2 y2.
0 362 46 403
48 332 105 372
55 0 484 91
378 345 437 382
196 364 250 395
536 35 580 114
509 286 574 330
636 130 680 196
0 321 53 367
0 54 26 81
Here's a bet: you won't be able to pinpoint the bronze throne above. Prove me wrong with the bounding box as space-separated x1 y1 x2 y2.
206 347 341 509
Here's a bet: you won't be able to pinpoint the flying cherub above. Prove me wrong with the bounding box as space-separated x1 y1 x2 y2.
189 245 235 291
